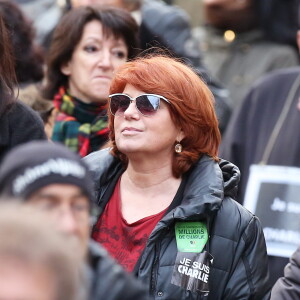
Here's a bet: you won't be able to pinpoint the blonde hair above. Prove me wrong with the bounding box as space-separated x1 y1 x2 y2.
0 202 86 300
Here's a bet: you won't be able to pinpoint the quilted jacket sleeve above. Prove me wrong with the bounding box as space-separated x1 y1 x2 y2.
223 216 272 299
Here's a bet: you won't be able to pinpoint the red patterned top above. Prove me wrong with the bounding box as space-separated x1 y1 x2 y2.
92 178 168 272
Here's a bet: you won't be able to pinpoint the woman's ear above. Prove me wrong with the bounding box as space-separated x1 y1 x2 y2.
176 129 185 142
60 61 71 76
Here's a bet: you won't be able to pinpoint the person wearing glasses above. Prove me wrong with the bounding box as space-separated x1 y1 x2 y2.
84 55 271 299
43 5 139 156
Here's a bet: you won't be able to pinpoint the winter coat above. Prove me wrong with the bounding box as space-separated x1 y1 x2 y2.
220 67 300 204
88 241 149 300
220 67 300 287
271 245 300 299
84 149 271 300
193 27 299 107
0 101 47 162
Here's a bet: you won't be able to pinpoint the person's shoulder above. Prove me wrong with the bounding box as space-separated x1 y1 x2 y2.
83 148 121 189
264 66 300 81
251 67 300 92
232 66 300 114
83 148 114 173
9 100 41 120
7 100 46 139
222 196 254 221
217 196 257 236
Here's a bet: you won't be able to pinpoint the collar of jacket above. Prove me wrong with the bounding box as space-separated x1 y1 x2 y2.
84 149 240 226
151 156 240 241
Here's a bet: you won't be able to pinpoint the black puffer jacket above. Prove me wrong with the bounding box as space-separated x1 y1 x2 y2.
84 149 271 300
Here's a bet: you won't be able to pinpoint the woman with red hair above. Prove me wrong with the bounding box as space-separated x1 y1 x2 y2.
84 55 271 299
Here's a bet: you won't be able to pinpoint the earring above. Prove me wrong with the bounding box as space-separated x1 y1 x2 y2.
175 142 182 153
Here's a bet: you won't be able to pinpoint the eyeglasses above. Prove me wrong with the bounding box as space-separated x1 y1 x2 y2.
109 93 170 117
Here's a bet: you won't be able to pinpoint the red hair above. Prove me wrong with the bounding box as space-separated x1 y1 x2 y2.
109 55 221 177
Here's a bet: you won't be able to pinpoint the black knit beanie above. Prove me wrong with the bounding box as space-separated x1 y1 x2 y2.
0 141 94 201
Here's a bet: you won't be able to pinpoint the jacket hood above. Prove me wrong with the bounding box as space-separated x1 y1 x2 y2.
219 158 240 199
149 156 241 244
171 156 223 222
160 156 240 224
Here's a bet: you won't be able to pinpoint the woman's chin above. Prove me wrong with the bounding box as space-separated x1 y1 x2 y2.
87 96 108 105
116 143 143 155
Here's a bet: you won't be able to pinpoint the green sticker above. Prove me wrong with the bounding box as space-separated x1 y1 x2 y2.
175 222 208 253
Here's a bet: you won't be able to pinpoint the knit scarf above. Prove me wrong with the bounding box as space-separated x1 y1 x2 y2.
52 87 109 157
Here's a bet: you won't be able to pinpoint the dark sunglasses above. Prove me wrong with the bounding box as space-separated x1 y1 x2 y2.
109 93 170 116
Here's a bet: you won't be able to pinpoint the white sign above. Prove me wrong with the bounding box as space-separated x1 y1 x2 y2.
244 165 300 258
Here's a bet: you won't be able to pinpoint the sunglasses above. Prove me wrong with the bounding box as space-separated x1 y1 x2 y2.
109 93 170 116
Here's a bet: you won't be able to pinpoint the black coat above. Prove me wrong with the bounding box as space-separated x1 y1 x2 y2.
0 101 46 162
84 149 271 300
220 67 300 287
88 241 150 300
220 67 300 205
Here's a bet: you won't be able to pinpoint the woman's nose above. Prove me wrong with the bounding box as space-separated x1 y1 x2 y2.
123 101 140 119
97 50 113 68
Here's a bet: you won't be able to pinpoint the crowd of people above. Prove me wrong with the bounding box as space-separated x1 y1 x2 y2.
0 0 299 299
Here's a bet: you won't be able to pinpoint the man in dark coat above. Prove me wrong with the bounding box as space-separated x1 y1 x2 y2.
220 67 300 205
220 22 300 286
0 141 149 300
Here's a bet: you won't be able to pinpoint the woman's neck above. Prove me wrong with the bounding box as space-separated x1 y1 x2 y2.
120 159 182 223
125 156 175 188
124 160 176 189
